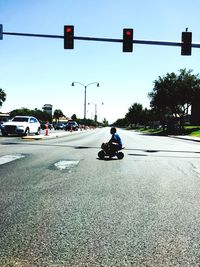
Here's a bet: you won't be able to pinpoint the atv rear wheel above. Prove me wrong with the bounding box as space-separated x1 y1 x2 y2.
117 151 124 159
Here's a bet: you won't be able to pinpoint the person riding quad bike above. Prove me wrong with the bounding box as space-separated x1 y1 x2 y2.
98 127 124 159
108 127 122 154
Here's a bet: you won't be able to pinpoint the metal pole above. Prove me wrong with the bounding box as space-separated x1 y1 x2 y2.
95 104 97 123
2 30 200 48
84 86 87 120
71 82 99 121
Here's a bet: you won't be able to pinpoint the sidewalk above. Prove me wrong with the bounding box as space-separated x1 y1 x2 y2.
21 130 83 140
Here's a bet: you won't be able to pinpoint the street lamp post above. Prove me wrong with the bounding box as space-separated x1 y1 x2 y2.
71 82 100 120
88 102 104 123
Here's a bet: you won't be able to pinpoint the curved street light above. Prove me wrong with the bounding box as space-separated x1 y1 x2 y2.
71 82 100 120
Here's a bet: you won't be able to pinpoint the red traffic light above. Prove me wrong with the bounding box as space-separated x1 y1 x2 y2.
125 30 132 36
123 28 133 52
66 27 72 33
64 25 74 49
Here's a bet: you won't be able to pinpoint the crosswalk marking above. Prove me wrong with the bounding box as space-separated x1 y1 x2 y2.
0 154 25 165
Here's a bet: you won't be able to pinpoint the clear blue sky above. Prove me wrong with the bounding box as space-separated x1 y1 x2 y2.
0 0 200 123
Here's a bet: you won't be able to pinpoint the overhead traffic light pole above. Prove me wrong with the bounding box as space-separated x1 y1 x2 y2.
1 24 199 55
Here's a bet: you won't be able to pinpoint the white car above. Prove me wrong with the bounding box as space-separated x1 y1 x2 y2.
1 116 41 136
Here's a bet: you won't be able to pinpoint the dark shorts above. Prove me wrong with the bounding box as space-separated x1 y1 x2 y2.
110 143 122 151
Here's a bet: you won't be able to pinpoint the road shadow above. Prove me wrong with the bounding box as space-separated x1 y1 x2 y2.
96 157 119 161
74 146 90 149
2 141 200 156
128 153 200 159
128 153 148 157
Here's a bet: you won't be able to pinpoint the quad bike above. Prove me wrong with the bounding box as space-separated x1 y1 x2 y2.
98 142 124 160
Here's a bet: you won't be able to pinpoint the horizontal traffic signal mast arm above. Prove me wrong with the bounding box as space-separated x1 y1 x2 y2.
2 31 123 42
2 31 200 48
75 37 200 48
2 31 63 39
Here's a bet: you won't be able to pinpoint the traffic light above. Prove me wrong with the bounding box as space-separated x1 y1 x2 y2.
0 24 3 40
64 25 74 49
123 28 133 52
181 31 192 56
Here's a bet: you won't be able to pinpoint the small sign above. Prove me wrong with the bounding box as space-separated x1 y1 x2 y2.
0 24 3 40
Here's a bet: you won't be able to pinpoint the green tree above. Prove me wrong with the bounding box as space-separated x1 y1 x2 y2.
10 108 32 117
71 114 77 121
0 89 6 108
125 103 143 128
148 69 200 131
33 108 51 122
113 118 128 127
10 108 51 122
102 118 109 127
140 108 151 129
176 69 200 116
53 109 64 123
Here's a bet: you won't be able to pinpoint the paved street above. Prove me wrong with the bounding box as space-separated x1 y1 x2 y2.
1 128 200 266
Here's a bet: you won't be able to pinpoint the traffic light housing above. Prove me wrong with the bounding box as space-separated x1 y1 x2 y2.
181 31 192 56
0 24 3 40
64 25 74 49
123 28 133 52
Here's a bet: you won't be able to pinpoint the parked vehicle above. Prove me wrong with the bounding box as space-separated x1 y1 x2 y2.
40 121 53 130
1 116 41 136
54 122 65 130
64 121 79 131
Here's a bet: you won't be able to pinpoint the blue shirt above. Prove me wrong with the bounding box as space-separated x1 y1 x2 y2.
110 133 122 148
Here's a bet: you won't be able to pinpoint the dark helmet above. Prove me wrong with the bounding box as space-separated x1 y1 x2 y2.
110 127 117 134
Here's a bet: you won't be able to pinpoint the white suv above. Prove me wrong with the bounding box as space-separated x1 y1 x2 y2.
1 116 41 136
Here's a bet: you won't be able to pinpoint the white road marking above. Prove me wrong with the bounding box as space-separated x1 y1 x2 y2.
54 160 79 170
0 154 25 165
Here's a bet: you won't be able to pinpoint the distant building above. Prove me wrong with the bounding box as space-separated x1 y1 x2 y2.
42 104 53 116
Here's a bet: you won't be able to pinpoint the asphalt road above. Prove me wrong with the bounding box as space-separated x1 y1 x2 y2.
1 128 200 267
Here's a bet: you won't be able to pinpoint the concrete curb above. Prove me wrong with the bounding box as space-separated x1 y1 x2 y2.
169 135 200 143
